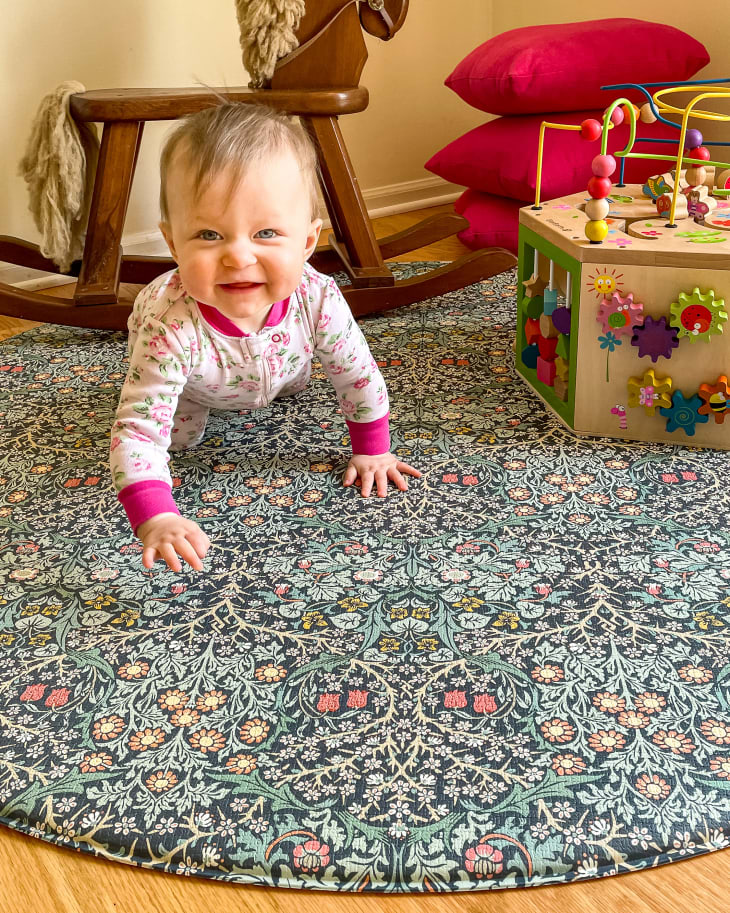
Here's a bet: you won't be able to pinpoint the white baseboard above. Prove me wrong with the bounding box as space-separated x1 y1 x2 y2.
1 177 462 288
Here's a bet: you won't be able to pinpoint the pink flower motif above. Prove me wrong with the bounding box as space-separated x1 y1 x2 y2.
681 471 697 481
353 377 370 389
340 399 357 415
45 688 71 709
110 436 121 452
442 473 458 483
319 314 332 329
149 403 173 425
654 558 670 568
534 583 552 597
292 839 331 873
462 475 478 485
647 583 662 596
347 690 369 709
444 689 467 709
274 584 290 596
662 474 679 483
20 684 46 701
298 559 312 570
170 583 187 595
473 694 497 714
464 842 504 879
515 559 530 570
317 693 340 713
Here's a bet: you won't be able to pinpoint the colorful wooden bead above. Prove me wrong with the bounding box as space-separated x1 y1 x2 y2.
685 165 707 187
524 317 541 345
525 296 544 320
551 306 572 336
715 168 730 190
554 356 569 380
587 176 612 199
553 376 569 401
580 118 603 141
698 375 730 423
521 344 539 369
639 102 657 124
537 335 558 360
585 197 610 221
522 273 548 298
685 128 703 149
543 288 559 315
536 356 556 386
591 154 617 178
555 334 570 360
607 106 624 125
688 146 711 161
539 312 559 338
585 219 609 243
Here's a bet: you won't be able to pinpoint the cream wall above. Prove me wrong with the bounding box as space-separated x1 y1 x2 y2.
1 0 492 251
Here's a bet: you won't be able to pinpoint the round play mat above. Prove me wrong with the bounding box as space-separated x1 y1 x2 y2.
0 267 729 891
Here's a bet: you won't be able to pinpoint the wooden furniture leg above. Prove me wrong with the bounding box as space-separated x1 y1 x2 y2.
74 120 144 306
303 115 394 288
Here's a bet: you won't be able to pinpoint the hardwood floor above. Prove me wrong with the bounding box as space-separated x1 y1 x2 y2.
1 205 728 911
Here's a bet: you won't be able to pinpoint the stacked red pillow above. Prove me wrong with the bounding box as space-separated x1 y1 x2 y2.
425 19 710 253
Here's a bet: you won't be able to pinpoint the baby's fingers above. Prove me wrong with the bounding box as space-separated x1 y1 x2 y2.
397 461 422 479
387 466 408 492
188 527 211 560
176 537 205 572
343 464 358 487
157 543 183 573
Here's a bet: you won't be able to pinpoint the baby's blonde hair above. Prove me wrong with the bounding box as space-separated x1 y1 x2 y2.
159 102 320 222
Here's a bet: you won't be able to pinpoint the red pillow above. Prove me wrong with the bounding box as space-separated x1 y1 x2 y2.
426 111 683 202
446 19 709 116
454 191 524 254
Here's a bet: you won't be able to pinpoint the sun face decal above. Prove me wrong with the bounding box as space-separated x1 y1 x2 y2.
585 266 625 299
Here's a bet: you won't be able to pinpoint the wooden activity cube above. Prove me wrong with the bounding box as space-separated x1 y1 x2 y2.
516 185 730 449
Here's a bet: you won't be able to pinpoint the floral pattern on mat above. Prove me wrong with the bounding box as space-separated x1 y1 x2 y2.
0 266 729 891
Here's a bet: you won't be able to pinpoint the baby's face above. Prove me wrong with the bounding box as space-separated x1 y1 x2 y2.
160 148 322 332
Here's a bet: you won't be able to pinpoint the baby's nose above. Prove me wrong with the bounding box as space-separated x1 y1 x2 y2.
222 240 256 267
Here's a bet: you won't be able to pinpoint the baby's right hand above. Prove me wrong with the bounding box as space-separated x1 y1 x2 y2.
137 513 211 572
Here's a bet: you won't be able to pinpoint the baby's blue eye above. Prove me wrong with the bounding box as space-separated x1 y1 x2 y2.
198 229 220 241
256 229 278 239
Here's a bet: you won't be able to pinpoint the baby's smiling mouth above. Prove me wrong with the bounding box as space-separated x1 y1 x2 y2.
219 281 262 291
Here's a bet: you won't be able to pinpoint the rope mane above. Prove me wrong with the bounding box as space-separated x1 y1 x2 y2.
235 0 306 87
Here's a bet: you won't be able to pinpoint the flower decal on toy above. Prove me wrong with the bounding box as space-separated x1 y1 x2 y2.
698 375 730 424
597 291 644 336
630 315 679 362
669 288 727 342
659 390 709 436
627 369 672 415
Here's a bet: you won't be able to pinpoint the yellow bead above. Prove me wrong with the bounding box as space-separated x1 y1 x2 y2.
585 219 609 243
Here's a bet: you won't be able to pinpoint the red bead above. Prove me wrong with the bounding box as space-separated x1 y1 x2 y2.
608 106 624 125
580 118 603 142
587 176 612 199
688 146 711 161
592 154 617 177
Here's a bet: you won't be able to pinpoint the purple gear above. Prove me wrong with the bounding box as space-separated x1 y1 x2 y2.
631 315 679 362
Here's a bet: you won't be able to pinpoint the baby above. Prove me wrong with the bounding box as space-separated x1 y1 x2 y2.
110 102 420 572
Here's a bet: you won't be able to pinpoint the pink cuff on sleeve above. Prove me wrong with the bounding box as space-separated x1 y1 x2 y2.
118 480 180 533
346 412 391 455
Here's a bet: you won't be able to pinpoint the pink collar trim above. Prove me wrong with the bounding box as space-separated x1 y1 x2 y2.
197 296 290 337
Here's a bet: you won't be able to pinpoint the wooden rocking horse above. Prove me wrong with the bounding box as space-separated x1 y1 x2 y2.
0 0 516 330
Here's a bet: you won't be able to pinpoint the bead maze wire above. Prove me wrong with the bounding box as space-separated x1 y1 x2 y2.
532 78 730 238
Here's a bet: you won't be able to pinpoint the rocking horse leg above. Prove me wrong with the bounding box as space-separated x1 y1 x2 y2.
302 115 394 288
74 120 144 306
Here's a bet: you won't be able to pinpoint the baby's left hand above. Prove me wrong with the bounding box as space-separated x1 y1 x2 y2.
344 452 421 498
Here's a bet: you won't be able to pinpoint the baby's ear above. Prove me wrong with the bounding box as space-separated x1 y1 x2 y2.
304 218 323 260
159 222 178 261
